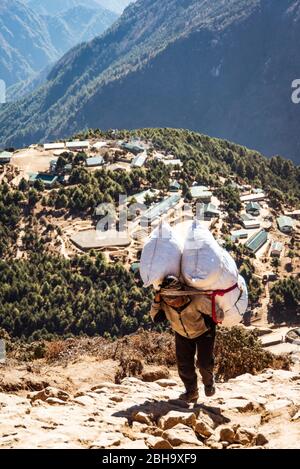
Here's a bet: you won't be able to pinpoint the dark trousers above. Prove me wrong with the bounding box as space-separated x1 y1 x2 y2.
175 328 216 391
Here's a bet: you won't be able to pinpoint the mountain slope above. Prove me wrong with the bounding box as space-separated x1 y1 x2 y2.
0 0 59 88
0 343 299 449
44 5 118 54
25 0 133 15
1 0 300 163
0 0 118 95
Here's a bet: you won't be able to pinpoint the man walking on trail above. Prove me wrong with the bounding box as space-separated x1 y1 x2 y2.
150 275 217 403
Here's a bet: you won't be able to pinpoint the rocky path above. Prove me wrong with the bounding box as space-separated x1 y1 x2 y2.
1 367 299 449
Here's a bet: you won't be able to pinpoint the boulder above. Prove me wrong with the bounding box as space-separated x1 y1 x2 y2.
145 426 164 437
28 387 70 403
222 398 254 412
131 422 149 433
73 395 96 406
218 426 237 444
159 411 197 430
194 419 214 438
142 367 170 382
255 433 269 446
162 424 203 447
265 399 293 416
146 436 173 449
45 398 68 406
132 412 152 426
155 379 178 388
109 396 123 403
235 427 256 445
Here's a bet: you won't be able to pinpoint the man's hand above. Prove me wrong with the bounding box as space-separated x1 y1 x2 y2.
154 292 161 303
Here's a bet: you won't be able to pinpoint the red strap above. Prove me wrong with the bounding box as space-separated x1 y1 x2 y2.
208 283 239 324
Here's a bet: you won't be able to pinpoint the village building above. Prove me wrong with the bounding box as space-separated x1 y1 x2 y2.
245 229 268 253
129 189 159 205
29 173 58 188
131 152 148 168
86 156 104 167
190 185 212 203
284 210 300 220
240 213 260 229
246 202 261 216
43 142 65 151
240 192 266 203
121 141 146 155
50 160 58 173
92 141 108 150
66 141 89 151
242 219 261 230
0 151 12 164
162 159 183 167
199 203 220 220
169 180 181 192
71 230 131 251
231 229 249 240
141 194 181 225
270 241 284 257
277 216 294 234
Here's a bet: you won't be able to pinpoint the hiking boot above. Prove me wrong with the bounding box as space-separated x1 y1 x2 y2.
179 389 199 403
204 385 216 397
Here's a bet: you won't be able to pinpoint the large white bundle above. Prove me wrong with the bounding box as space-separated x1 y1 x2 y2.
182 222 238 290
140 222 182 288
182 222 247 322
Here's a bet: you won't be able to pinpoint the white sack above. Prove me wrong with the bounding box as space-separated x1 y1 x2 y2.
140 222 182 288
182 222 247 321
182 222 238 290
218 275 249 327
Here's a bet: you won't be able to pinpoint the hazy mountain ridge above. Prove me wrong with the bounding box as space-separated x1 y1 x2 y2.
1 0 300 163
0 0 118 95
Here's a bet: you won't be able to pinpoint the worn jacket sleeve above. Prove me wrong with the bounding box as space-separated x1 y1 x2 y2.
150 300 167 324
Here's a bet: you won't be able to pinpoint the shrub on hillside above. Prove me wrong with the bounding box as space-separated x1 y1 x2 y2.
109 328 291 383
214 327 290 381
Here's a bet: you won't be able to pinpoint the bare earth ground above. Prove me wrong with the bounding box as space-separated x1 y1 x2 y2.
0 357 299 449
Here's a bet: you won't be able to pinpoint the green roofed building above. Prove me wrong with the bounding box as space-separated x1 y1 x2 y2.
190 185 212 202
231 229 249 240
198 203 220 220
121 142 145 154
277 216 294 234
141 194 181 224
29 173 58 188
245 229 268 253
